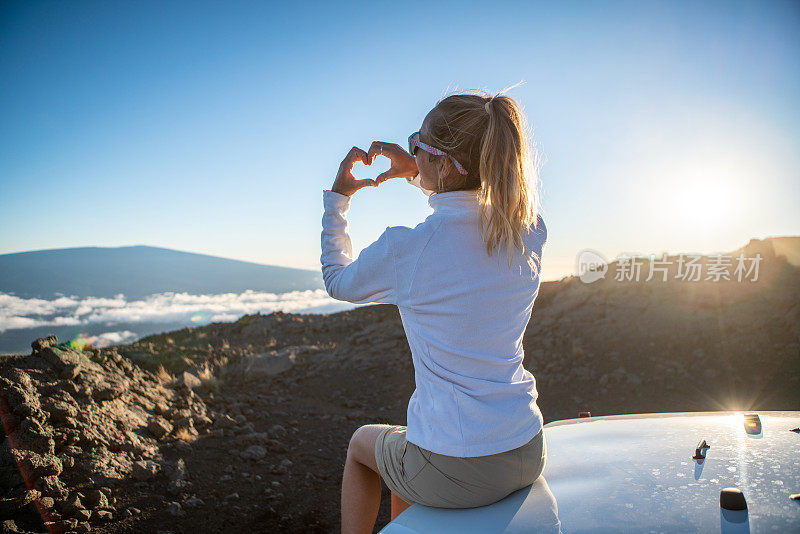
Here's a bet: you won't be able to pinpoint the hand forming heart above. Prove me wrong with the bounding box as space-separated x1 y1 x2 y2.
331 142 419 197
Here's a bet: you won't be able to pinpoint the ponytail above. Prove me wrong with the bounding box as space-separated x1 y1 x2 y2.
425 87 542 275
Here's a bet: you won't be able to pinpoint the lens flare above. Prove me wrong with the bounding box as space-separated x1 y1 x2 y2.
68 333 97 350
190 312 211 325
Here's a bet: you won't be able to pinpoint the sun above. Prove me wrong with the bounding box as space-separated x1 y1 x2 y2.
657 160 744 232
673 178 738 228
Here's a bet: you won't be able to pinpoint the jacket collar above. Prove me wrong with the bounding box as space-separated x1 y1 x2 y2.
427 189 481 212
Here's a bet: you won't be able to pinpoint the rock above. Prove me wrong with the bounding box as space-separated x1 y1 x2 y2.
83 489 108 510
167 479 191 496
31 335 58 353
13 450 63 478
132 460 160 481
215 413 236 429
165 407 189 422
153 401 169 415
14 488 41 509
12 418 55 455
166 458 191 495
166 501 186 517
179 372 202 390
73 509 92 521
240 445 267 461
91 382 124 402
266 439 287 453
35 476 68 499
194 414 213 428
64 444 83 455
13 401 45 421
60 494 84 516
2 371 34 403
235 431 268 446
268 424 288 439
147 417 173 439
172 458 188 480
39 345 99 374
60 364 81 380
233 422 255 435
119 430 158 457
57 519 78 531
273 458 294 474
224 492 240 501
224 350 296 380
75 521 91 533
182 496 205 508
92 510 113 522
174 440 193 456
1 519 21 533
61 381 81 397
7 367 36 389
43 399 79 423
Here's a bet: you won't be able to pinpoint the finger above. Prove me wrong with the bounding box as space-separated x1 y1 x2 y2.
339 146 360 173
367 141 387 164
375 168 399 184
341 146 366 170
379 143 403 160
352 177 377 189
348 146 369 166
388 142 411 157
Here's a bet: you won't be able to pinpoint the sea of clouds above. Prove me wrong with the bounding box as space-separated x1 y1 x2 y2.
0 289 358 348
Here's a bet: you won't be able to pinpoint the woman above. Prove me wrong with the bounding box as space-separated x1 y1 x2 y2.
320 90 548 534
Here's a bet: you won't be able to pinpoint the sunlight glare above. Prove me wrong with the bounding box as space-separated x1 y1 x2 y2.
670 167 742 230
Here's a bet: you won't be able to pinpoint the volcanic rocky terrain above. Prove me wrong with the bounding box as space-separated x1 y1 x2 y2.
1 237 799 533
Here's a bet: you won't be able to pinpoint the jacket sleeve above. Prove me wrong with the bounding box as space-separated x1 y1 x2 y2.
320 189 398 305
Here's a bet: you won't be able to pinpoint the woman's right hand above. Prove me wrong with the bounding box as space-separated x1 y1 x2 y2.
367 141 419 184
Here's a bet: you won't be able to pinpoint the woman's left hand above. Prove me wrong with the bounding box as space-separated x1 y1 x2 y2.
331 146 377 197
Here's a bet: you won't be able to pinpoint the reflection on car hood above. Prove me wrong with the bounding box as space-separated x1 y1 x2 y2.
379 411 800 533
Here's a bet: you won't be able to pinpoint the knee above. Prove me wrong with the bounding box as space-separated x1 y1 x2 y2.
347 425 373 463
347 426 366 457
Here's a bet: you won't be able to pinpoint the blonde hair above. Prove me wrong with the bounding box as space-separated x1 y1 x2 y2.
425 86 542 275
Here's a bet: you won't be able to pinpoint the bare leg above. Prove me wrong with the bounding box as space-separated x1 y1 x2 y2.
341 424 395 534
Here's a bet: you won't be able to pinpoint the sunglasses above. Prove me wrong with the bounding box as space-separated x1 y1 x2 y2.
408 131 469 175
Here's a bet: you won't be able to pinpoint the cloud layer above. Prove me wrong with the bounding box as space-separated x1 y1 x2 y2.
0 289 356 334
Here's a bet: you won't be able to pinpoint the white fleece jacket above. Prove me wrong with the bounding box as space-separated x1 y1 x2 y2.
320 188 547 457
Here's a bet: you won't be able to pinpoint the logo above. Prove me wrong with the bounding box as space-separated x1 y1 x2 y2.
576 249 608 284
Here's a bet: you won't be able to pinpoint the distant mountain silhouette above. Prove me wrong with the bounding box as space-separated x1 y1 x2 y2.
731 236 800 267
0 245 324 299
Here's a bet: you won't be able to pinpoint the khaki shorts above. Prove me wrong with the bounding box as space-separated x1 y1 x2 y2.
374 426 546 509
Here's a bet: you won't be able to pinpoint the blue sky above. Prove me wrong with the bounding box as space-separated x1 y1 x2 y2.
1 0 798 281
